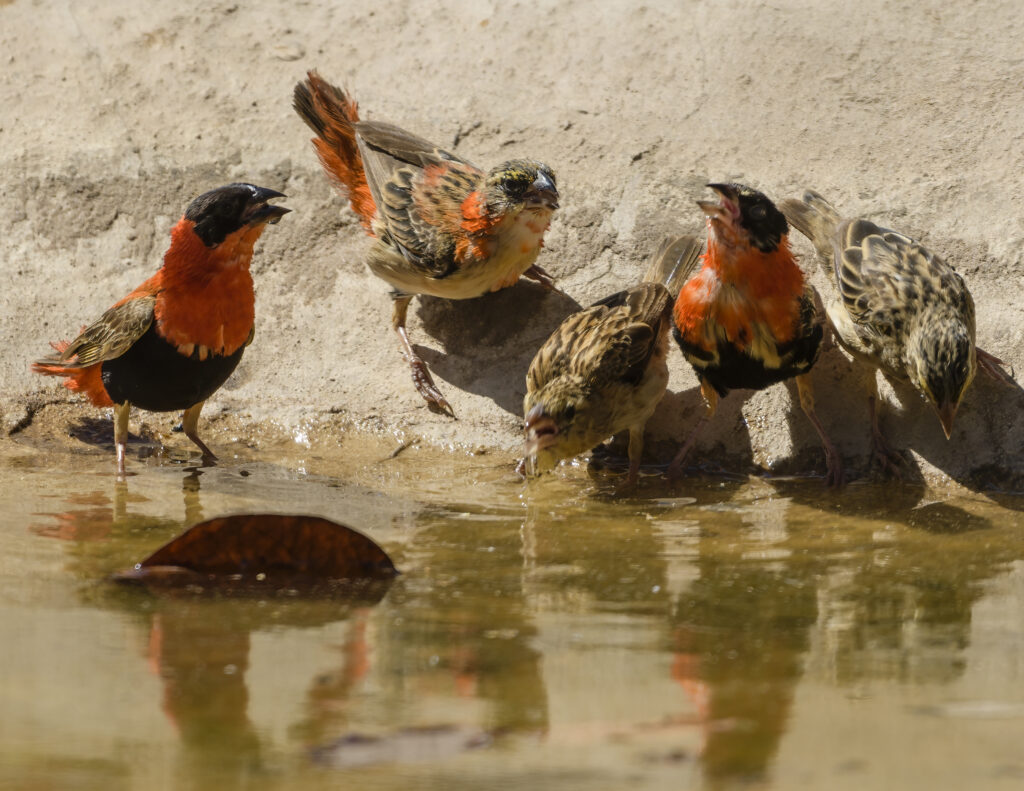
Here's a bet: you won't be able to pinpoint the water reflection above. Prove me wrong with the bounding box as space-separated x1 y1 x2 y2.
16 453 1024 789
28 465 395 788
378 505 549 735
668 493 819 785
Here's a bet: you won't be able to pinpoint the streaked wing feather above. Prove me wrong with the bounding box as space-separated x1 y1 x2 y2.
53 295 155 368
836 218 969 331
359 121 483 278
529 284 669 393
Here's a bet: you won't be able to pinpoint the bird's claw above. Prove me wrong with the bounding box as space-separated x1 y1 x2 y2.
523 265 571 298
870 436 909 479
665 457 687 482
977 348 1018 388
409 357 455 417
823 449 845 489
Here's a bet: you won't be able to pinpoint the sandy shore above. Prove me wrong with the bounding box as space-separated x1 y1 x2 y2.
2 0 1022 485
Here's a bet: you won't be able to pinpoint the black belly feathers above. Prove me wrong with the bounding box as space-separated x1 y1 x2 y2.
672 321 823 397
101 323 246 412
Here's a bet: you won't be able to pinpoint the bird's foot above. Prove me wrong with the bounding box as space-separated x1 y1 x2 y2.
409 356 455 417
666 453 689 482
822 446 845 489
523 265 571 298
977 348 1018 387
870 434 909 479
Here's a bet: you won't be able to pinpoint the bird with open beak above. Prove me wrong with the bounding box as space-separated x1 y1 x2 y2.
33 183 289 474
670 183 843 486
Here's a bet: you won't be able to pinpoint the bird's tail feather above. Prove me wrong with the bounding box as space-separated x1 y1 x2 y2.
293 71 377 232
780 190 841 265
643 235 703 297
31 340 114 407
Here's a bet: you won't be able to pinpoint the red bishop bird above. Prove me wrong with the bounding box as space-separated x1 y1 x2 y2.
670 183 843 486
293 71 559 415
32 183 289 474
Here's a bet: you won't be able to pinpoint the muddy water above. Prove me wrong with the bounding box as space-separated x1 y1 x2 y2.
2 435 1023 790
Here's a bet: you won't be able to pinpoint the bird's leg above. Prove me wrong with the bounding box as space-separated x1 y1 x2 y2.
668 379 718 480
114 401 131 476
181 401 217 463
391 296 455 417
795 374 844 488
977 347 1018 387
522 265 558 291
626 423 646 488
866 379 907 476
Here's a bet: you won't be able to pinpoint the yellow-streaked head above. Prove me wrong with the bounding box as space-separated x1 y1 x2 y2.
522 378 603 477
906 314 976 439
485 159 559 215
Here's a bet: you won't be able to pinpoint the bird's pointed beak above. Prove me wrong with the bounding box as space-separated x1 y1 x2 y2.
523 406 559 469
527 172 559 211
936 400 958 439
243 191 291 226
697 183 740 225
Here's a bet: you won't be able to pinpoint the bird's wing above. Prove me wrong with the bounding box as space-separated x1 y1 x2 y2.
37 294 156 369
531 283 670 391
775 283 825 371
835 218 971 333
355 119 468 216
357 120 484 278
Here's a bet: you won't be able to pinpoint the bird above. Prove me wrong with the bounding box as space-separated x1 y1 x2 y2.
32 183 289 475
780 189 1015 472
522 235 703 486
293 71 560 416
670 183 843 486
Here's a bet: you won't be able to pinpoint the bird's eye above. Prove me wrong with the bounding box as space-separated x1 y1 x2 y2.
749 205 767 220
564 405 576 421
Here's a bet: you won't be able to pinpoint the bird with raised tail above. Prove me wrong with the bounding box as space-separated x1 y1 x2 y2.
294 71 560 416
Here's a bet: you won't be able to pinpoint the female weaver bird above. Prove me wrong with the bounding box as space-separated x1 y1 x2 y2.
522 236 702 486
32 183 289 474
671 183 843 486
293 71 560 416
781 189 1015 472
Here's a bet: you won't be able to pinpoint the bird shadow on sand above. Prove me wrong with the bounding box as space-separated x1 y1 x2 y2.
67 416 207 468
411 280 582 416
865 366 1024 502
68 416 125 449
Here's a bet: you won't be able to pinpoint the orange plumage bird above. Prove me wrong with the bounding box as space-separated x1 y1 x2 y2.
670 183 842 485
293 71 559 415
32 183 290 474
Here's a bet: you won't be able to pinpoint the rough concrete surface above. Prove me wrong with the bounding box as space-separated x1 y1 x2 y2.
2 0 1022 484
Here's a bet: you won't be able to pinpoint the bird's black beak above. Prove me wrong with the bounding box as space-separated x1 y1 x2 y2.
527 171 559 211
697 183 740 224
243 188 291 226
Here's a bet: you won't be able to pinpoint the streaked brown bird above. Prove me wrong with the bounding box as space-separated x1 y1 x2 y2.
781 189 1015 472
671 183 843 486
293 71 560 415
33 184 289 474
522 236 703 486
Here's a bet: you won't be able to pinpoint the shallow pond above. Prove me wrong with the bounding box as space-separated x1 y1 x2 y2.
2 436 1023 790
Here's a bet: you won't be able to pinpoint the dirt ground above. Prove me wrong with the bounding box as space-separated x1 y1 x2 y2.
2 0 1022 485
